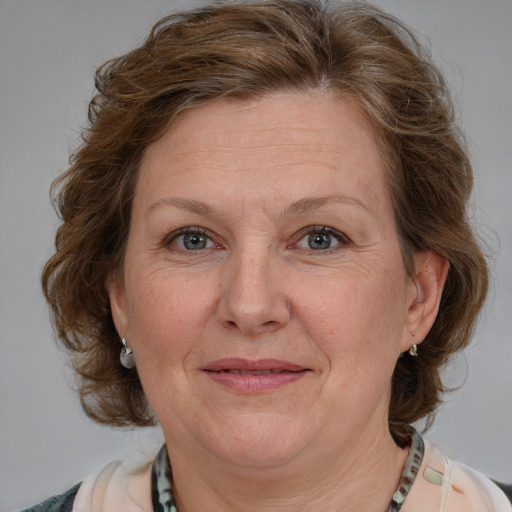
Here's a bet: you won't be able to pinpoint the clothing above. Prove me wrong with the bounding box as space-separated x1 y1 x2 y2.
401 440 512 512
496 483 512 503
22 433 512 512
19 484 80 512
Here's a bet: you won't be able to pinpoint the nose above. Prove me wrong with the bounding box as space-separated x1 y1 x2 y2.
216 248 291 336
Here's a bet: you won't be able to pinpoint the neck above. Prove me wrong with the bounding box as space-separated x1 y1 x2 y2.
166 421 409 512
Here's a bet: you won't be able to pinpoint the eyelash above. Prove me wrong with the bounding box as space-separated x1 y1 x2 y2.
161 227 218 252
161 225 351 253
292 225 351 252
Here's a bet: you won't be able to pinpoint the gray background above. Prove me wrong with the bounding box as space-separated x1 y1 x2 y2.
0 1 511 510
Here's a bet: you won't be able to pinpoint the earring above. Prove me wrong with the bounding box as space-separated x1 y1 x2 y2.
120 338 135 369
408 331 418 357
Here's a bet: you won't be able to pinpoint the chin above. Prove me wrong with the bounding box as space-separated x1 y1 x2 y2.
202 413 314 470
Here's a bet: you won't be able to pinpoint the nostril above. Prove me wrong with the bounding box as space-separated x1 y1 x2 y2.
216 282 291 334
221 317 282 335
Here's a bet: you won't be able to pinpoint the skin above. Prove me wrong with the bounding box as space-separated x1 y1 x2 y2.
108 92 448 511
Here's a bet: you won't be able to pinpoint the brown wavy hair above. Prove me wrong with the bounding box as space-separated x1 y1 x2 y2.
42 0 488 442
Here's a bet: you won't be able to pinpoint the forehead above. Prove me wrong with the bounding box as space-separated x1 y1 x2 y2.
136 91 390 214
151 92 379 156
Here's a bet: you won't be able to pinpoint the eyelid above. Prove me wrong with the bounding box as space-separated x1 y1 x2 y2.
161 226 220 251
160 225 350 253
290 225 351 251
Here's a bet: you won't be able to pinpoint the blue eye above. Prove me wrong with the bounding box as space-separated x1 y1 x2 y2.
168 229 216 251
307 232 333 250
295 227 347 251
182 232 210 250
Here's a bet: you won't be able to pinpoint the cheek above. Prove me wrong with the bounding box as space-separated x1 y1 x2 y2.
124 271 219 419
124 269 218 362
292 263 407 372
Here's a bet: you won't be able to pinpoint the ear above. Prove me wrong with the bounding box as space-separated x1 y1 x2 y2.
106 273 129 339
401 251 449 352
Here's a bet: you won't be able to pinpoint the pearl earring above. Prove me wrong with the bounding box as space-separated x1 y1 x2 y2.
120 338 135 369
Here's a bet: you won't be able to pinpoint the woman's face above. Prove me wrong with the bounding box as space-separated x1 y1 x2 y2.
109 92 423 470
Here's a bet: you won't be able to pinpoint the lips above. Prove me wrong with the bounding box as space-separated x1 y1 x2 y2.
217 369 285 375
202 358 309 392
203 358 306 373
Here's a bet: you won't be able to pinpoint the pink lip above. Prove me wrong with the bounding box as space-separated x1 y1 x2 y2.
202 358 310 393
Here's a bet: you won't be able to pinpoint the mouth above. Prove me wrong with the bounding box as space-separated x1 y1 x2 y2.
214 369 291 375
202 358 307 373
201 358 310 392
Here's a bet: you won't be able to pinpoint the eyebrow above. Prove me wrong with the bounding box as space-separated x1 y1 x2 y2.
147 194 369 219
147 197 213 217
284 195 369 216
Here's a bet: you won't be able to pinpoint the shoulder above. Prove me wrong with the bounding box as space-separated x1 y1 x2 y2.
72 458 153 512
20 483 81 512
20 455 155 512
403 438 512 512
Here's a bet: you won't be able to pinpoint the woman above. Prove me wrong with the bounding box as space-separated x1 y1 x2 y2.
24 0 510 510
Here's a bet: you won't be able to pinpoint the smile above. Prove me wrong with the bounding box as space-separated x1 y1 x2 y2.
202 358 310 392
